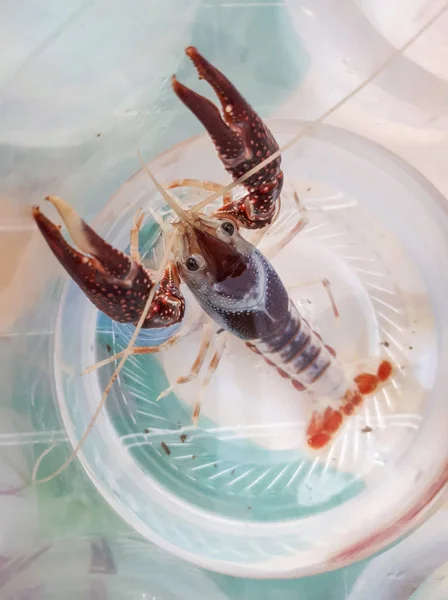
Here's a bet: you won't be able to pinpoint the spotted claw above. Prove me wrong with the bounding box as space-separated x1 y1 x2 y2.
172 46 283 229
32 197 185 328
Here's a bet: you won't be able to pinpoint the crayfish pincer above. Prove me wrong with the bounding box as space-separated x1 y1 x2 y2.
172 46 284 229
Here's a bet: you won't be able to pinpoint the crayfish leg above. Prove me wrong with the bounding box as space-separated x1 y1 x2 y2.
167 179 232 206
82 324 190 375
156 321 213 402
192 333 227 427
172 47 283 230
263 191 309 260
287 277 340 320
130 208 145 263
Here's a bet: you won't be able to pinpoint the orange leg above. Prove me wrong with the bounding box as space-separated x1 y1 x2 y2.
288 277 340 319
83 334 183 375
130 208 145 262
156 321 213 401
192 333 227 426
82 319 197 375
167 179 232 206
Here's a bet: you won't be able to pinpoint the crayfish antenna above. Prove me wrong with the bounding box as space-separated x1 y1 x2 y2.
137 149 193 225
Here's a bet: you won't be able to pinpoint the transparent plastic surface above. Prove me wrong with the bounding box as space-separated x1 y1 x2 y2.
3 0 448 592
0 536 228 599
54 120 448 578
410 562 448 600
348 503 448 599
282 0 448 130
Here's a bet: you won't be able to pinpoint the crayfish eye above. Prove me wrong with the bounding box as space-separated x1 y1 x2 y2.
220 221 235 236
185 256 200 272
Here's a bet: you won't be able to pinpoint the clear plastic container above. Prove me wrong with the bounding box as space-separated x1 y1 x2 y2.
283 0 448 130
348 503 448 599
410 562 448 600
0 536 228 599
2 0 448 589
53 119 448 578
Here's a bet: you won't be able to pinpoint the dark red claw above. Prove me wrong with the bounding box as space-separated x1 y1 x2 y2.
75 215 135 280
172 46 284 229
150 263 185 328
32 206 185 328
171 76 245 162
184 46 252 122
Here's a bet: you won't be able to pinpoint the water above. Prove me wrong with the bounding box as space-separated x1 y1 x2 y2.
53 121 448 576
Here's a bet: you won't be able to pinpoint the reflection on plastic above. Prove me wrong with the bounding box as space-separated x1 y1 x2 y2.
0 536 228 599
348 506 448 600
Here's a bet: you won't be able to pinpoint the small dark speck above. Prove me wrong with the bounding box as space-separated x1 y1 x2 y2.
192 455 196 460
96 132 101 137
362 426 373 433
214 463 217 468
306 299 311 304
408 346 413 350
400 365 405 370
161 441 170 455
248 506 252 510
144 428 151 434
216 328 224 335
382 341 390 348
180 434 187 443
412 330 416 334
231 469 235 476
306 187 311 192
106 344 112 353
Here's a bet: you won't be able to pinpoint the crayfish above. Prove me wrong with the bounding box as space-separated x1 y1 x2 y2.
32 47 393 482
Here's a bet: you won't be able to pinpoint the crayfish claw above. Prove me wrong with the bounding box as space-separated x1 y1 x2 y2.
171 75 244 164
184 46 258 137
45 195 131 279
33 205 114 288
33 201 185 328
173 47 283 229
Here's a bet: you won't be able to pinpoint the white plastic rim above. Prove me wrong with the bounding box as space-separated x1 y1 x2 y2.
348 504 448 599
54 121 448 578
410 561 448 600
